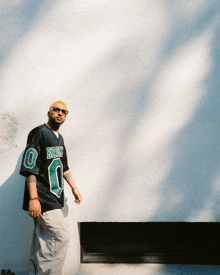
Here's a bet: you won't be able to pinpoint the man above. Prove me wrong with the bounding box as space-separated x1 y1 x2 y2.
20 101 82 275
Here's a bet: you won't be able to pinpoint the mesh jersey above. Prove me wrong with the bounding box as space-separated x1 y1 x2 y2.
20 123 69 213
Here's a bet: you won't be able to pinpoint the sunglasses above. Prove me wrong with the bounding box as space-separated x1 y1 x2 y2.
50 107 68 116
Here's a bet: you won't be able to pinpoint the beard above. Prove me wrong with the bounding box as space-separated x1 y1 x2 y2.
49 117 64 130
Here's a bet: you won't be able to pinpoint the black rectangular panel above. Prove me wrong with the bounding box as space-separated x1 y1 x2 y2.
80 222 220 264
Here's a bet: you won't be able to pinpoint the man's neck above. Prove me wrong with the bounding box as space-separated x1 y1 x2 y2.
47 122 60 133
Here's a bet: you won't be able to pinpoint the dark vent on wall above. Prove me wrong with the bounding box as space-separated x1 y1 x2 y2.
80 222 220 264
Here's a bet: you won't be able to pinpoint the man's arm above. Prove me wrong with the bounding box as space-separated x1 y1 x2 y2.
63 170 82 204
27 175 41 219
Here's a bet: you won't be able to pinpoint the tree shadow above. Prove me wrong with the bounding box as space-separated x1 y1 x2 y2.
152 17 220 222
88 0 220 224
0 0 56 68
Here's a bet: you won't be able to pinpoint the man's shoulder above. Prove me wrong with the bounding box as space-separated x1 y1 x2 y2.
27 124 46 143
28 124 44 135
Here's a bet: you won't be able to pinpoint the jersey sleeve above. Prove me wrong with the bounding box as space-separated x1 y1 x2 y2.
62 145 69 173
20 127 43 178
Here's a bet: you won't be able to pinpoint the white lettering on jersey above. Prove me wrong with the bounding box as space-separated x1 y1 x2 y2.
47 146 63 159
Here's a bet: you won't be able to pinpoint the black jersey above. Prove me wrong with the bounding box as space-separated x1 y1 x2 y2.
20 124 69 213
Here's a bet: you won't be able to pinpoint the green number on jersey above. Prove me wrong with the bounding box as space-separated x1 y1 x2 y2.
24 148 38 169
48 158 63 198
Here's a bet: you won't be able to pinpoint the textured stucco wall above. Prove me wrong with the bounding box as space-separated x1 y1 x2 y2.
0 0 220 274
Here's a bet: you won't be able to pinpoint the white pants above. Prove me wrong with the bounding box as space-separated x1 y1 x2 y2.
28 209 70 275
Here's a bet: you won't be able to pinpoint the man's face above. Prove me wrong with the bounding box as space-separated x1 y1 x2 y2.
48 103 68 126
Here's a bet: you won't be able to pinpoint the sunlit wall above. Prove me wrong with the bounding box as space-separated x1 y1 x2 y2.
0 0 220 274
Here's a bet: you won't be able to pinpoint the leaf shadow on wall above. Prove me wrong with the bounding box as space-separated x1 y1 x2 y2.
0 0 57 68
73 0 220 223
152 25 220 222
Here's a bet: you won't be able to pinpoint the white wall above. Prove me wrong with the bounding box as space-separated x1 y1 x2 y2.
0 0 220 274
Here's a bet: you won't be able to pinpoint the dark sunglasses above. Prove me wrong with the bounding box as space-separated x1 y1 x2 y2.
50 107 68 116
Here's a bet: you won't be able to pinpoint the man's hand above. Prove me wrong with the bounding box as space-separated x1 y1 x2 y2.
29 199 41 219
72 187 82 205
26 175 42 219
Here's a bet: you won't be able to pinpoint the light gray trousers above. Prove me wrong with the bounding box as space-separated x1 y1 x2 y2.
28 209 70 275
